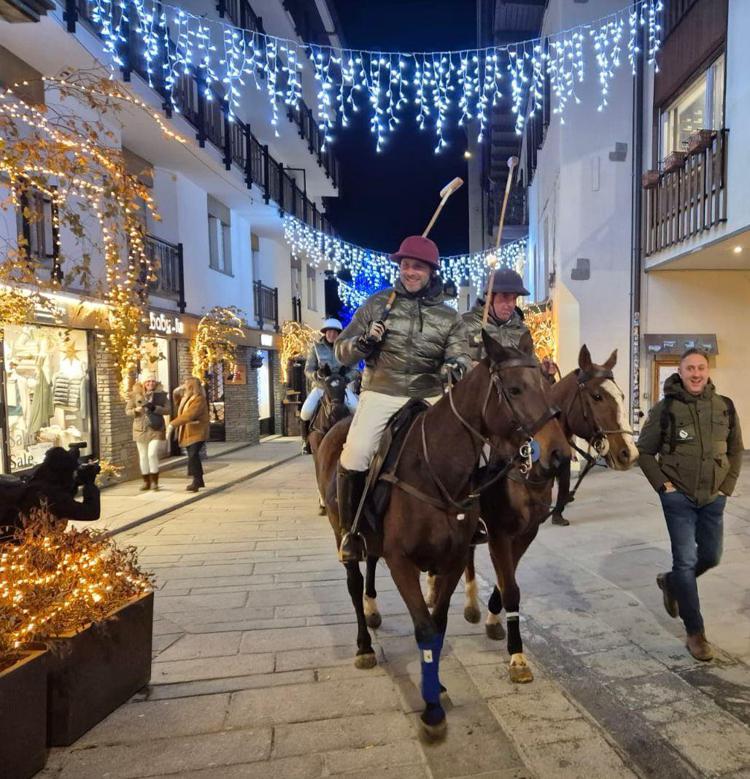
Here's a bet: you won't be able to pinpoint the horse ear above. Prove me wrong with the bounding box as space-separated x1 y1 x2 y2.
603 349 617 370
338 366 347 376
518 331 534 356
578 344 593 372
482 329 512 364
322 364 331 376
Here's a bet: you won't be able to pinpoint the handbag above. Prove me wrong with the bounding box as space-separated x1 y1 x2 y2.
147 410 165 431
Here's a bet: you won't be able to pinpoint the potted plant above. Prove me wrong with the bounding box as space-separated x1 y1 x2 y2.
663 150 687 174
0 645 48 778
641 169 661 189
1 508 154 747
687 129 716 156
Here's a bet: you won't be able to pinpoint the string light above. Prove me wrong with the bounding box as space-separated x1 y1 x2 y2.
191 306 246 379
81 0 662 152
280 320 318 383
282 215 527 312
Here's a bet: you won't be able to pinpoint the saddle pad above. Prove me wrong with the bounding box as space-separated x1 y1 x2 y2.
361 398 429 533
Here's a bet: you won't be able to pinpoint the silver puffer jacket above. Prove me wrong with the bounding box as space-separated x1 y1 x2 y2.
335 277 471 398
304 339 356 389
462 301 530 361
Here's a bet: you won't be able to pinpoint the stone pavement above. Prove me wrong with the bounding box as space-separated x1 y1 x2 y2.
41 452 750 779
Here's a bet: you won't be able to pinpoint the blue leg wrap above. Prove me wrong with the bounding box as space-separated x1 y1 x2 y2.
418 634 445 705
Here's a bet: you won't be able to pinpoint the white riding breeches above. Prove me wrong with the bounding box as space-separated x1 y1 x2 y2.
340 390 441 472
300 385 359 421
136 439 162 475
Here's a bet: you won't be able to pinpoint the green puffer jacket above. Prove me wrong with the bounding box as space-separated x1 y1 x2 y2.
304 339 356 389
335 277 470 399
637 374 743 506
463 301 530 361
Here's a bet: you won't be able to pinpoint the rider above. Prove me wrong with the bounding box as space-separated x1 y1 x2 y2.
334 235 472 562
300 318 359 453
462 268 531 358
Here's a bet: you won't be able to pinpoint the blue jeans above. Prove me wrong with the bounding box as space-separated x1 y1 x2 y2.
659 490 725 635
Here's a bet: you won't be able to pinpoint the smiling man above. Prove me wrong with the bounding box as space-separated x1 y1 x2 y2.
637 349 743 661
334 234 471 562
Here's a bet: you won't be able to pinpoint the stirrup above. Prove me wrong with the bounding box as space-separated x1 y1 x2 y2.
470 517 489 546
338 531 366 563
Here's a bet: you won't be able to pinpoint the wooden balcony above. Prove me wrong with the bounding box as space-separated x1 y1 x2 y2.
642 130 728 258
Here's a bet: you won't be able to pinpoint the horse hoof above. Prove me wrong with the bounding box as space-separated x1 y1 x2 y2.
354 651 377 670
464 605 481 624
419 704 447 742
420 718 447 742
485 622 506 641
508 662 534 684
365 612 382 629
318 505 327 516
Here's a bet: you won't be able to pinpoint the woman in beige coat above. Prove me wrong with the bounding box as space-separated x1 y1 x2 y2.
168 376 210 492
125 373 169 491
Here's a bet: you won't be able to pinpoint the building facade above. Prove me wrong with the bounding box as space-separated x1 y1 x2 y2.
521 0 750 433
0 0 344 475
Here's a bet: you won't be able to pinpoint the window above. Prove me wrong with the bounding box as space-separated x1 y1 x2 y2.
306 264 318 312
207 196 232 275
16 189 55 271
660 54 725 159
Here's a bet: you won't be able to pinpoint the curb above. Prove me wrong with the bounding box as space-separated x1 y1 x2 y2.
105 451 302 538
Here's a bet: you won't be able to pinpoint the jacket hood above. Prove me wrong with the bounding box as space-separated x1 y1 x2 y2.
663 373 716 403
394 275 446 304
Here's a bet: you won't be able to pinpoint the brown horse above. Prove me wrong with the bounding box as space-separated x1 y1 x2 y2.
316 332 570 738
452 345 639 683
308 366 353 514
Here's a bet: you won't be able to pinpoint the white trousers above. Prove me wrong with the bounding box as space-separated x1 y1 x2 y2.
340 390 441 472
300 385 359 421
136 440 162 475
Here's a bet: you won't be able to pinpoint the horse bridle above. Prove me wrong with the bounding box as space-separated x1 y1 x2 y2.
392 358 562 513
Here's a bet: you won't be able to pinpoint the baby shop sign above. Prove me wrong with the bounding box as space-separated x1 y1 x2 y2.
149 311 185 336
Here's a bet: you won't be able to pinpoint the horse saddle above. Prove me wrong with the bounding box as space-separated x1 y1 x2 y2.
357 398 429 534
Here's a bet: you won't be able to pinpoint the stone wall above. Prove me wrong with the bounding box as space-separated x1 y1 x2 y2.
94 334 138 480
272 350 284 437
176 339 193 383
224 345 260 445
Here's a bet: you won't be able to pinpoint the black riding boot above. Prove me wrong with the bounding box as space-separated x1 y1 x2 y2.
337 464 367 563
300 420 311 454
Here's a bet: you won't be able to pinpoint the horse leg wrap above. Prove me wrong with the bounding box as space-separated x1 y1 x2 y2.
506 612 522 655
418 634 445 706
488 586 503 615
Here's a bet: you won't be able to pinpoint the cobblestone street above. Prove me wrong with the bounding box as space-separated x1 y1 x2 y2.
42 452 750 779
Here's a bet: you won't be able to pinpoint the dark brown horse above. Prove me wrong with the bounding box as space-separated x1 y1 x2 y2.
316 332 570 738
449 345 639 683
308 366 353 514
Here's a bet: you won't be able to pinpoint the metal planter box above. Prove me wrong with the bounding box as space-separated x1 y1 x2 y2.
46 591 154 746
0 649 48 778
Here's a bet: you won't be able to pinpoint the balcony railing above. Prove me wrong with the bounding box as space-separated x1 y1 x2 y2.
254 280 279 330
642 130 728 258
66 0 339 228
146 234 186 311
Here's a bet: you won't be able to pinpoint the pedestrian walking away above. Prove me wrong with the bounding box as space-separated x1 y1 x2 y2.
333 233 472 561
300 318 359 454
168 376 210 492
126 372 169 491
637 348 743 661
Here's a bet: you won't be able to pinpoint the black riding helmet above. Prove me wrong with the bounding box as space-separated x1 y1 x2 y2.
492 268 530 296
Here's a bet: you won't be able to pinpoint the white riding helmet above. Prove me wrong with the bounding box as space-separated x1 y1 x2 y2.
320 318 343 333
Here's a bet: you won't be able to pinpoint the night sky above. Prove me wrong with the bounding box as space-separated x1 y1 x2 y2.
325 0 476 257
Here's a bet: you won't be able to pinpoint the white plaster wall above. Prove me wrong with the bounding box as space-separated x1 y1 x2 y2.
526 0 635 393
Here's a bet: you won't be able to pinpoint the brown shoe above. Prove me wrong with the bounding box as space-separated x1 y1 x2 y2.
139 474 151 491
151 473 160 491
656 573 678 618
686 632 714 661
186 481 199 493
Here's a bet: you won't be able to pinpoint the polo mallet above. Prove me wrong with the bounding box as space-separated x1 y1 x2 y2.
482 157 519 327
379 177 465 324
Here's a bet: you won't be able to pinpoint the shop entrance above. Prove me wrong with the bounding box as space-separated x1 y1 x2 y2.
257 350 275 437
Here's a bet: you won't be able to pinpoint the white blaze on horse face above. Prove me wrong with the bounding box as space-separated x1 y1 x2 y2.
600 379 639 465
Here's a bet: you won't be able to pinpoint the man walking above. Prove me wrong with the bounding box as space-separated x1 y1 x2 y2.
637 349 743 660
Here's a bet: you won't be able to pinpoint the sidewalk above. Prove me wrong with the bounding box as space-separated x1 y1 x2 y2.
43 452 750 778
71 437 301 536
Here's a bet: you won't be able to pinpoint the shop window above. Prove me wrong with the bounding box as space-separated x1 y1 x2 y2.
660 54 725 160
2 325 92 473
306 264 318 312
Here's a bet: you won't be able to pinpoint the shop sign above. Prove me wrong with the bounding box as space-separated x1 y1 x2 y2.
644 334 718 356
260 333 274 347
149 311 185 336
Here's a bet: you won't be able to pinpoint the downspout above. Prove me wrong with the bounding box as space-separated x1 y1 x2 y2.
629 23 646 432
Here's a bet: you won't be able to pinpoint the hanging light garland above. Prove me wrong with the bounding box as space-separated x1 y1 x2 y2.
283 214 527 311
84 0 662 152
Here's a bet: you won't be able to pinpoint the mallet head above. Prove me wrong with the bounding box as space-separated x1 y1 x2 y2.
440 177 464 199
